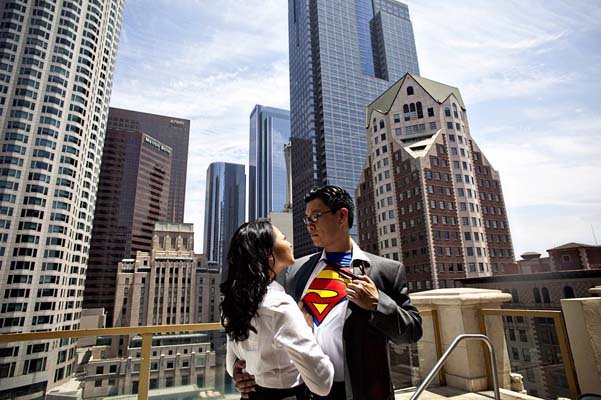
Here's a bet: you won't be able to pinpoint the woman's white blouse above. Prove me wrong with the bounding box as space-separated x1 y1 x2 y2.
226 281 334 396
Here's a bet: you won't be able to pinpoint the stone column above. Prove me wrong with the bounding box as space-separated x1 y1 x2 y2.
561 297 601 393
411 288 512 391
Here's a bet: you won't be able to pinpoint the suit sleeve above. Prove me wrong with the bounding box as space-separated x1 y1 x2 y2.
368 262 423 344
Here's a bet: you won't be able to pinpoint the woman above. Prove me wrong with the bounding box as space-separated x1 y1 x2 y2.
222 220 333 400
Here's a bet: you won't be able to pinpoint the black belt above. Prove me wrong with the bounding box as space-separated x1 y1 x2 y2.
248 383 309 400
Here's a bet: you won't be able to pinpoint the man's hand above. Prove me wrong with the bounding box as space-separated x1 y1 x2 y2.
346 275 379 311
233 359 256 398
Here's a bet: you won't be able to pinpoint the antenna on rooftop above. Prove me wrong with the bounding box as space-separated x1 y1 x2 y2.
593 224 599 245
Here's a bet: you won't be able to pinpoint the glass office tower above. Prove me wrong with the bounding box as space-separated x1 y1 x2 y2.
203 162 245 273
0 0 125 396
248 105 291 221
288 0 419 256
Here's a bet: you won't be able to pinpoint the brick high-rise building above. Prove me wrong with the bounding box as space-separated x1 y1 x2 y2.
357 73 515 290
84 130 172 324
0 0 125 396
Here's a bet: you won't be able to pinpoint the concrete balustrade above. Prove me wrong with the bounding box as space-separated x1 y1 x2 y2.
561 297 601 393
410 288 513 392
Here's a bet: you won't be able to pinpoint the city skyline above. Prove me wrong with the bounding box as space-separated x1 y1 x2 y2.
109 0 601 257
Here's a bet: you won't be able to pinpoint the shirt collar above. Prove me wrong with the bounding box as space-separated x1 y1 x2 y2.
268 280 285 292
319 239 370 264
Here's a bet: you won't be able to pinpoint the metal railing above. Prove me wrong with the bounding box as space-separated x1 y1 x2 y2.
479 308 579 399
409 334 500 400
0 323 224 400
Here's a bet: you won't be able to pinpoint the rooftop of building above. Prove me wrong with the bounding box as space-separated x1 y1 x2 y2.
547 241 600 251
153 222 194 233
366 73 465 126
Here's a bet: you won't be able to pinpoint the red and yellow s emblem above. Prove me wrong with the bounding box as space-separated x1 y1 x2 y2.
302 266 350 325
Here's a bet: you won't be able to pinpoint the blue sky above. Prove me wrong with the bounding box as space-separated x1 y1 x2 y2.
109 0 601 257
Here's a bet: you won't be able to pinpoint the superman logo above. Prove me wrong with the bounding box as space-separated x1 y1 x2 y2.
302 266 349 325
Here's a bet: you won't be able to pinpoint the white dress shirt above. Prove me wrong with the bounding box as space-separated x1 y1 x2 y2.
226 281 334 396
302 239 370 382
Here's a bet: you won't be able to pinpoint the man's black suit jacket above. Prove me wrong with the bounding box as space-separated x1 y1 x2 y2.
282 251 423 400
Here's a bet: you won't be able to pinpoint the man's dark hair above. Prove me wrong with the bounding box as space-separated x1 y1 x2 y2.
304 185 354 228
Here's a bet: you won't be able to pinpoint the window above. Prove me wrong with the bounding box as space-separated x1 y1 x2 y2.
95 380 102 388
533 288 541 303
406 86 414 95
542 287 551 303
563 286 575 299
512 347 520 360
427 107 434 117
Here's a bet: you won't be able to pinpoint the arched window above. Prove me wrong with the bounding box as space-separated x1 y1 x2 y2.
563 286 575 299
511 288 519 303
403 104 410 121
409 103 416 112
533 288 541 303
379 120 384 129
542 287 551 303
416 102 423 119
407 86 414 95
452 103 459 118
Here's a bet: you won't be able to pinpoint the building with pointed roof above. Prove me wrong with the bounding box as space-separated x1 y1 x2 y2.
356 73 515 289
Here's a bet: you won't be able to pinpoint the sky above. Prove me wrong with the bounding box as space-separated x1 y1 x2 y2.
109 0 601 258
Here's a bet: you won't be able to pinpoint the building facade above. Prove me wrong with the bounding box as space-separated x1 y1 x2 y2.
499 242 601 275
248 105 290 221
203 162 245 272
458 269 601 398
0 0 125 396
288 0 420 256
356 74 515 291
84 130 172 325
106 108 190 223
80 334 217 398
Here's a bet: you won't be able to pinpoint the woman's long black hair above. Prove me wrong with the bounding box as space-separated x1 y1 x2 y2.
220 219 276 342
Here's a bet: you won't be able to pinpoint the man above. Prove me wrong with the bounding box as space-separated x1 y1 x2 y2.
234 185 422 399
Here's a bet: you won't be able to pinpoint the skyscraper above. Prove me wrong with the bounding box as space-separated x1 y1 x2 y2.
248 105 290 221
0 0 124 396
203 162 245 271
288 0 420 256
106 108 190 223
84 129 172 325
356 73 515 290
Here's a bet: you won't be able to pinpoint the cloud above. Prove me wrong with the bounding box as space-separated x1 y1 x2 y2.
110 0 289 251
108 0 601 258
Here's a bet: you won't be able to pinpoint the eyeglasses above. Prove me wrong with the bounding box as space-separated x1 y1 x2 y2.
303 210 335 225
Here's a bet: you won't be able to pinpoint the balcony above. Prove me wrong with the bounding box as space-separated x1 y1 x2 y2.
1 289 599 400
